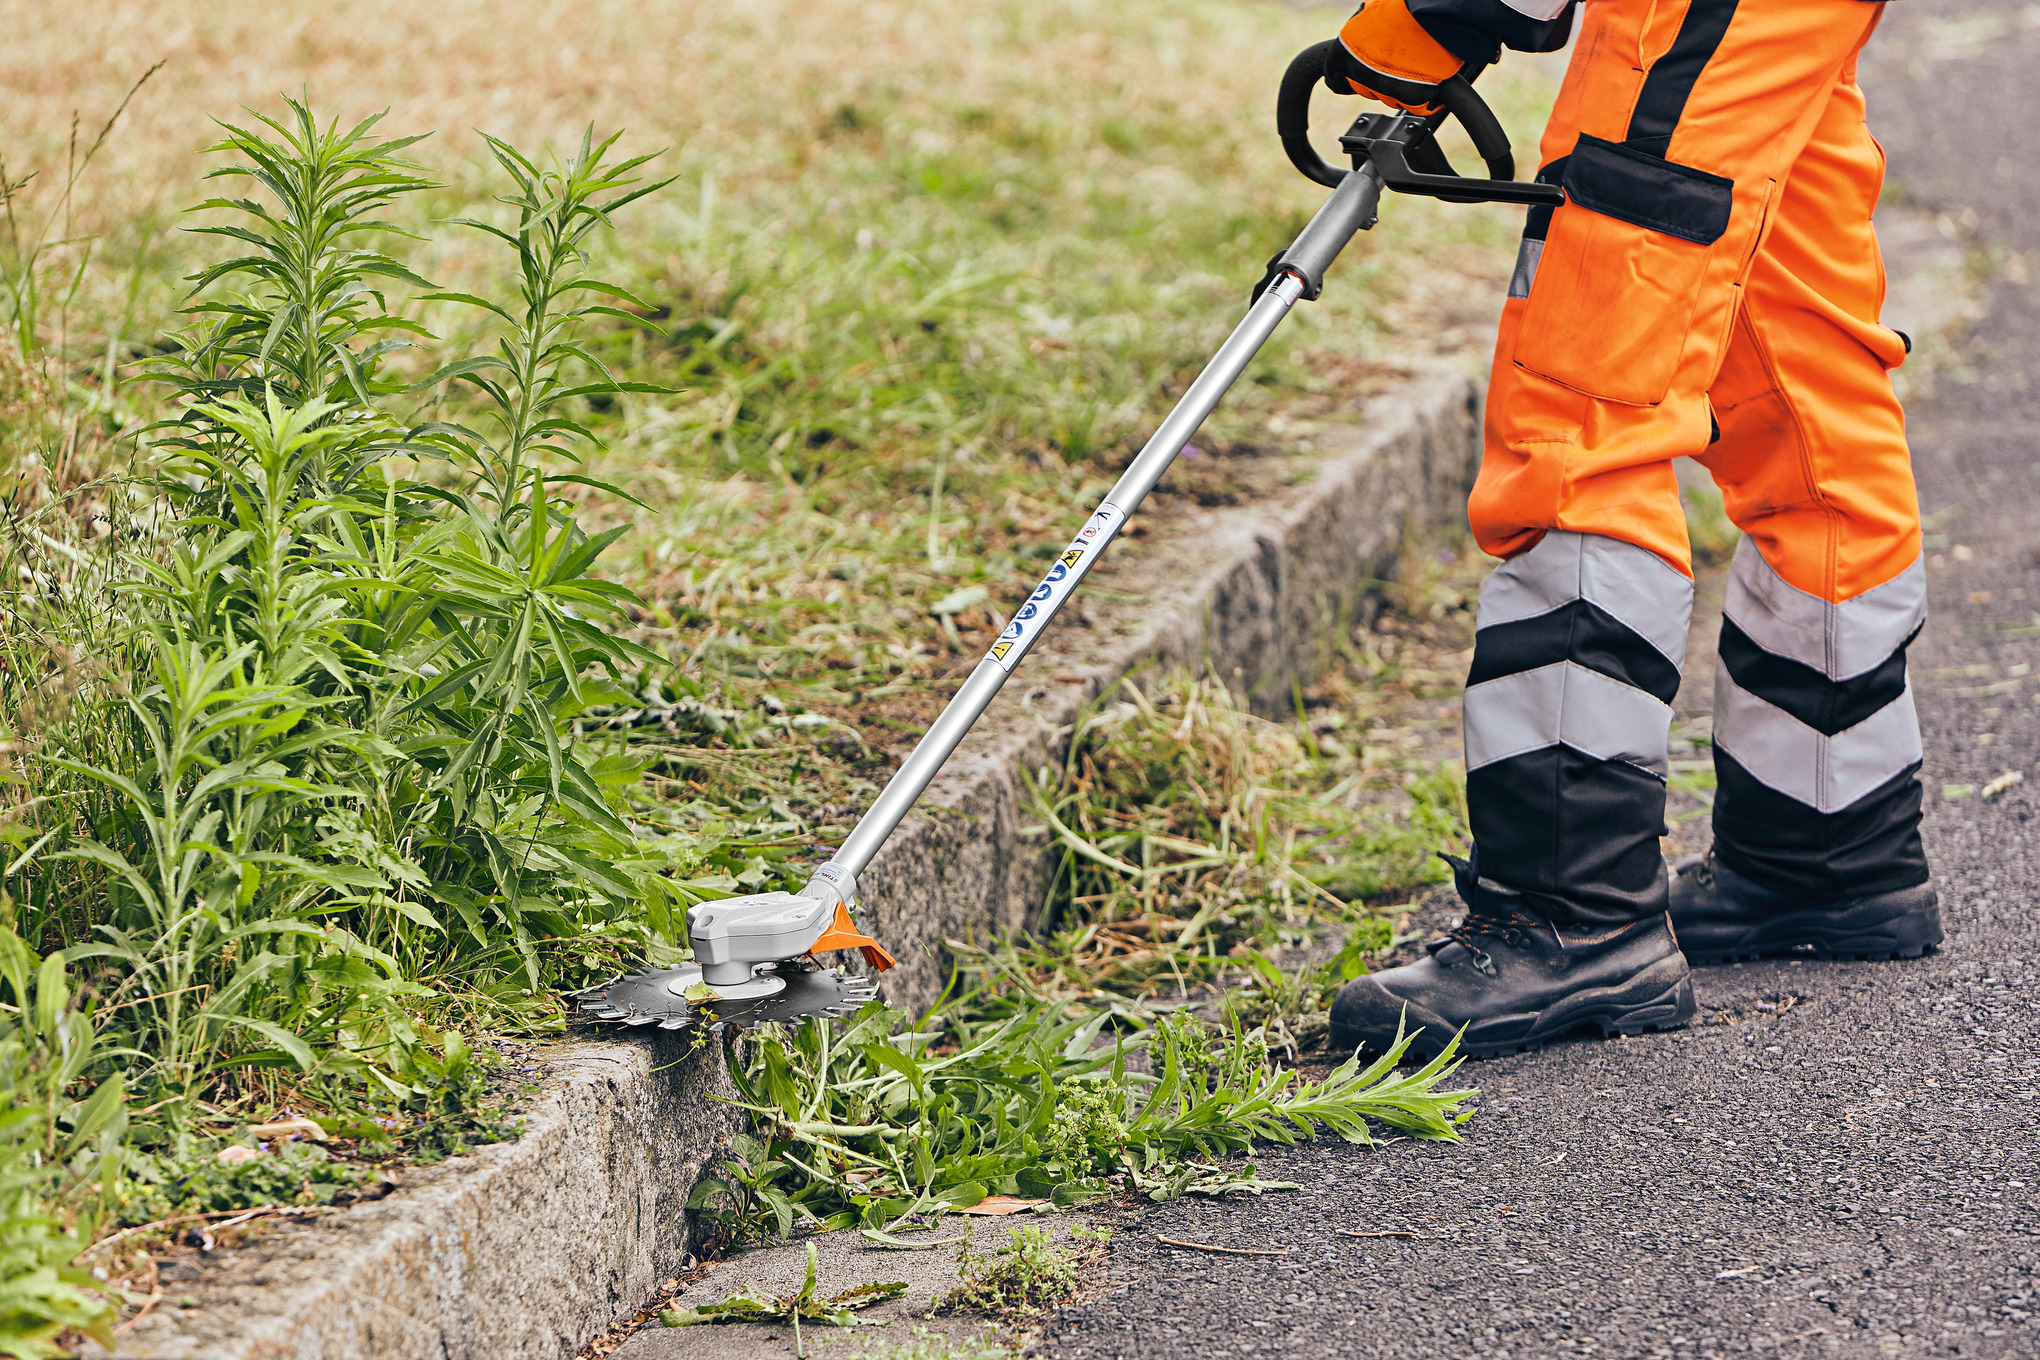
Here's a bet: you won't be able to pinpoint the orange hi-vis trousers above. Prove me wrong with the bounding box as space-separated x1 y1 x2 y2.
1460 0 1929 926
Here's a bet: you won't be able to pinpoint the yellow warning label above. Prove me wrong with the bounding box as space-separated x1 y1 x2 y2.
1059 548 1084 569
989 641 1013 662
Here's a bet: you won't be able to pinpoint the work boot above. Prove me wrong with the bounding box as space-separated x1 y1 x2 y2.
1669 851 1943 965
1328 861 1695 1060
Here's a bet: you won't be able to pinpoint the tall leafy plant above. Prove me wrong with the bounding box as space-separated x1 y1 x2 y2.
9 96 692 1130
382 130 679 930
174 103 434 414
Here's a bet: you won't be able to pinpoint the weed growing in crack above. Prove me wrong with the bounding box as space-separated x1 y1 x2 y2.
934 1224 1110 1318
850 1327 1015 1360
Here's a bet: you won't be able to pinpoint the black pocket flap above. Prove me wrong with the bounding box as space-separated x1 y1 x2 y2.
1561 134 1734 246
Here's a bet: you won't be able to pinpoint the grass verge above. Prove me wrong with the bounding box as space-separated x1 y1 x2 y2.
0 1 1562 1346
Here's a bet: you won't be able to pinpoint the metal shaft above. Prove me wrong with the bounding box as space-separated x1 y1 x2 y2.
816 161 1386 894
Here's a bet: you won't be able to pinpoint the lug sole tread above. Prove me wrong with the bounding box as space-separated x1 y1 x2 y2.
1681 924 1943 968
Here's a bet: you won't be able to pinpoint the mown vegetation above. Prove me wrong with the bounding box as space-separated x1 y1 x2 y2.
695 1000 1471 1250
0 1 1552 1349
1008 672 1465 993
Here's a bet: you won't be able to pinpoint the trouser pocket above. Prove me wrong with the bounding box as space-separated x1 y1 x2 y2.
1512 134 1736 408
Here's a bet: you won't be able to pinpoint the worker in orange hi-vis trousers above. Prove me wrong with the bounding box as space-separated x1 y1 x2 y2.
1319 0 1943 1059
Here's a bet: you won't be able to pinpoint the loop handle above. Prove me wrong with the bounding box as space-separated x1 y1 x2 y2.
1276 44 1560 207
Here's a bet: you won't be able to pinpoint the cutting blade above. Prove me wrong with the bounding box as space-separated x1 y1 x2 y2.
572 960 877 1031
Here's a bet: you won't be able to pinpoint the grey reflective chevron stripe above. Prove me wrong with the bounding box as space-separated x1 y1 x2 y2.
1713 670 1922 814
1708 535 1930 899
1712 538 1926 815
1465 661 1674 776
1721 536 1925 681
1477 530 1691 670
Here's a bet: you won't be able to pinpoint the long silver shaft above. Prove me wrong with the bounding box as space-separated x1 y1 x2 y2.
814 162 1386 897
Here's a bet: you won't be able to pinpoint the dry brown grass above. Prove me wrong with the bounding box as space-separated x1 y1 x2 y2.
1 0 1545 345
2 0 1557 729
5 2 1464 215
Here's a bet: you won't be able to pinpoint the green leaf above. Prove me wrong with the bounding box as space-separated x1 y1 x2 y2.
221 1016 317 1071
383 898 445 933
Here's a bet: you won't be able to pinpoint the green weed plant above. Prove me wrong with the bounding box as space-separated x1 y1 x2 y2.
4 99 700 1121
0 98 740 1343
0 929 125 1358
852 1328 1014 1360
659 1240 906 1359
934 1223 1109 1318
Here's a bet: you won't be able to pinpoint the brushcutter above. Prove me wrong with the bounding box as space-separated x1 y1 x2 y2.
575 46 1563 1031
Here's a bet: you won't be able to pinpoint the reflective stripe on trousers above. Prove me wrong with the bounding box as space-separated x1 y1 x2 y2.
1463 531 1690 928
1710 537 1929 896
1464 0 1931 913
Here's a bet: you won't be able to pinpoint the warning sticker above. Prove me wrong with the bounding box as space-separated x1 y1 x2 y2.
984 503 1123 673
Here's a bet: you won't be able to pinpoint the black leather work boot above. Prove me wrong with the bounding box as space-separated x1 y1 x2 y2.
1669 851 1942 965
1328 861 1695 1060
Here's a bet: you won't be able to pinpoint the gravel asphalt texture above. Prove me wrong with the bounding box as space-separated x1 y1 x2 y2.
1038 5 2040 1357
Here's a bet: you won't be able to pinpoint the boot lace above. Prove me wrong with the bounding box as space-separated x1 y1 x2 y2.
1433 851 1545 976
1435 906 1541 976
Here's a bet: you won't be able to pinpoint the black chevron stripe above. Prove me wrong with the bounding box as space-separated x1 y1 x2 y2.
1469 598 1683 703
1712 747 1928 897
1717 616 1917 736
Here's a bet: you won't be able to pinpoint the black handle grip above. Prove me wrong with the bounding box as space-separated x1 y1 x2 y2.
1433 72 1515 182
1278 43 1535 200
1277 40 1348 190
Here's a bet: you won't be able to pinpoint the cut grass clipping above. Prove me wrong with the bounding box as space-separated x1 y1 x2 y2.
692 999 1474 1248
1019 673 1463 993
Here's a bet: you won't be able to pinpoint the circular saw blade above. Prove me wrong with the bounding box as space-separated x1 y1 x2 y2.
573 961 877 1032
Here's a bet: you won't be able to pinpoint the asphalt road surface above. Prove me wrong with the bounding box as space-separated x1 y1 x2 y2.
1040 5 2040 1357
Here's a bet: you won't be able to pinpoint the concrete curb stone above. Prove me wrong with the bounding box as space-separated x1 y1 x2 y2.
100 369 1481 1360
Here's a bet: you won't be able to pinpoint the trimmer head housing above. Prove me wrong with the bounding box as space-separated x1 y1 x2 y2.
574 881 894 1030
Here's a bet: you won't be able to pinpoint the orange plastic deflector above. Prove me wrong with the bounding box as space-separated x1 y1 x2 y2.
808 901 897 972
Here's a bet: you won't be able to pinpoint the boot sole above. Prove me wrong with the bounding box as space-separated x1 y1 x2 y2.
1385 958 1698 1061
1680 906 1943 966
